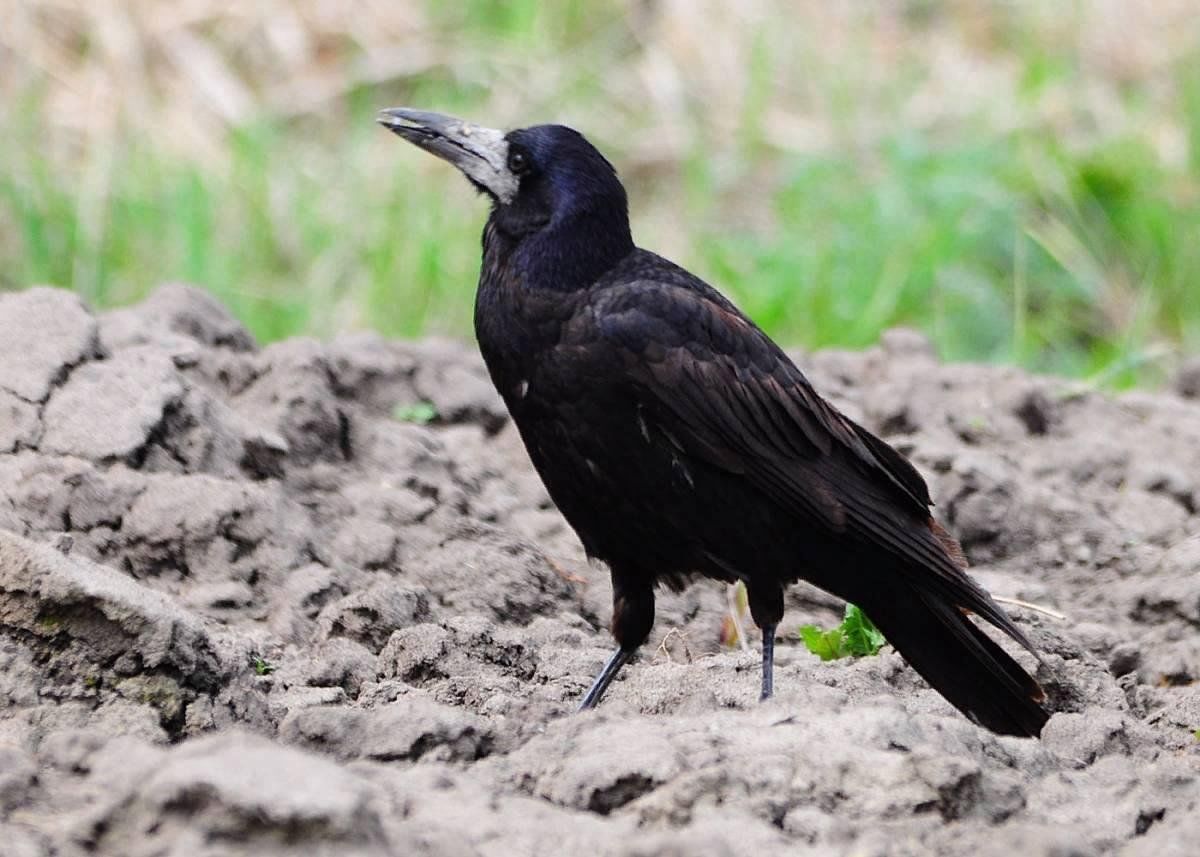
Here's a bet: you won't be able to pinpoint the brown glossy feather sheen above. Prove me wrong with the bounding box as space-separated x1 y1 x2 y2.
387 116 1049 737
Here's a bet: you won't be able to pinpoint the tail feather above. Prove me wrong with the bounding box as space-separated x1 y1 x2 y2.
863 587 1049 737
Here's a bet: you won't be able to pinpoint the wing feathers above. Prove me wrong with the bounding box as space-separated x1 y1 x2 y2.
581 278 1036 654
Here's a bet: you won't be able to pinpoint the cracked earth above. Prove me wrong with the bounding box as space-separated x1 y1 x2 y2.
1 285 1198 856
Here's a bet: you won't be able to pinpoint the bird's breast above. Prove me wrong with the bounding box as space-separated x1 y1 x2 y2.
475 264 581 392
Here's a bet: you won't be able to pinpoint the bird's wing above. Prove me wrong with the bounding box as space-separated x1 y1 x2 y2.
573 277 1023 641
582 278 930 515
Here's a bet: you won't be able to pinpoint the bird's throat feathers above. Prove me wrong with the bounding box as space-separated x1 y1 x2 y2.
485 200 634 294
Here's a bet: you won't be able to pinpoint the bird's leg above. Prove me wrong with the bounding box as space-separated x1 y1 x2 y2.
760 623 777 701
578 647 633 710
577 575 654 711
748 583 784 702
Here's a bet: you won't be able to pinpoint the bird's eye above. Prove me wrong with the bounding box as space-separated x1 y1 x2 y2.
508 149 530 174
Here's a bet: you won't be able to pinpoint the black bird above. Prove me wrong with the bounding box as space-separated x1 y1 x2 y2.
379 108 1049 737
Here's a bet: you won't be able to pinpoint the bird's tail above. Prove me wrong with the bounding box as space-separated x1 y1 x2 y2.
860 584 1049 737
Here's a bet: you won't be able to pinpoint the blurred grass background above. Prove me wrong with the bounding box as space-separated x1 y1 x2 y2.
1 0 1198 386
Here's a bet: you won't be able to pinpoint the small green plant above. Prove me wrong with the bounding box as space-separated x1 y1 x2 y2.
392 401 438 424
799 603 888 661
251 656 276 676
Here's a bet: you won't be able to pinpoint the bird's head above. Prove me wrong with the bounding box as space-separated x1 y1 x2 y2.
378 108 631 250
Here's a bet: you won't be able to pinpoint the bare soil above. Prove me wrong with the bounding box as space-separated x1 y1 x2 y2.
1 285 1197 856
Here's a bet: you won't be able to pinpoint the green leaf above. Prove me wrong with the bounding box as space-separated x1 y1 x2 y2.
392 401 437 424
840 604 887 657
251 656 276 676
799 603 887 661
799 624 846 661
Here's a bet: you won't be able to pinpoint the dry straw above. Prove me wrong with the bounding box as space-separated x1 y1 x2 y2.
3 0 1197 169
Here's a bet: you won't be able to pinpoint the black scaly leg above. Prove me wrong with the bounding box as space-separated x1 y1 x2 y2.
578 648 634 710
760 623 777 701
748 582 784 702
578 574 654 711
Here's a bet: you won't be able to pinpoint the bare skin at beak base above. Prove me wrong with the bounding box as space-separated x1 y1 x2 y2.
377 107 518 203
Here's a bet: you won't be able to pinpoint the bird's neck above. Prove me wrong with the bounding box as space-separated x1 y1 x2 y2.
484 205 634 294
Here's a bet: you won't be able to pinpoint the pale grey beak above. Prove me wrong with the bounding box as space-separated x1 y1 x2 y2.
378 108 518 204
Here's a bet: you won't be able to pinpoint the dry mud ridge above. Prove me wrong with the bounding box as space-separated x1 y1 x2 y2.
0 284 1198 857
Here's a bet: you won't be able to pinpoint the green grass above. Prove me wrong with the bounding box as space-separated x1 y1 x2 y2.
0 110 486 341
696 130 1200 383
2 2 1198 388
